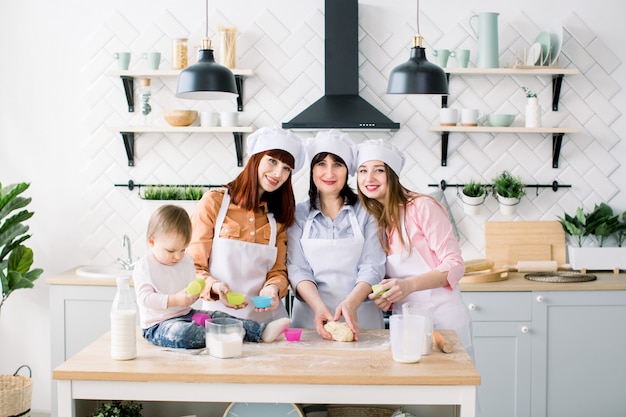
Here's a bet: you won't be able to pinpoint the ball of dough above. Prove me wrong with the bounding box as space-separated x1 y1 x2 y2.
324 321 354 342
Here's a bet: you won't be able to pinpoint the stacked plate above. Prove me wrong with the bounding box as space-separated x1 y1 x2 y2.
527 25 563 66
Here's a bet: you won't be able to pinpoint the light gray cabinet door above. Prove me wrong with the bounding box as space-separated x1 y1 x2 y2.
531 290 626 417
462 292 532 417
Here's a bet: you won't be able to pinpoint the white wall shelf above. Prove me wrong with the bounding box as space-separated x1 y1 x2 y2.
110 126 254 167
428 126 579 168
106 68 254 112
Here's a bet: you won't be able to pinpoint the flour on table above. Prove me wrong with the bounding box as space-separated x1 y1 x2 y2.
324 321 354 342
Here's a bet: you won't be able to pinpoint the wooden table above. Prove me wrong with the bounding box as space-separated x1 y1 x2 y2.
53 329 480 417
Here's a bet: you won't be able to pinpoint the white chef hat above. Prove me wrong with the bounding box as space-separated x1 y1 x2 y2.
305 130 357 175
356 139 406 176
247 126 305 172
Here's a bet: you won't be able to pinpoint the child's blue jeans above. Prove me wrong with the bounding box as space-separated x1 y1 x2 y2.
142 309 265 349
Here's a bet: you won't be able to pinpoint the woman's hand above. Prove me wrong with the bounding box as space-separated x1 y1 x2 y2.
257 284 280 312
215 282 247 309
313 308 335 340
369 278 413 311
333 302 359 341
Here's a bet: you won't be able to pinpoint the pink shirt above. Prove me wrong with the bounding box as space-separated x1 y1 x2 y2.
387 195 465 288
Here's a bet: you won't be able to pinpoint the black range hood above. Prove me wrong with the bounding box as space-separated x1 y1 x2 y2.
282 0 399 131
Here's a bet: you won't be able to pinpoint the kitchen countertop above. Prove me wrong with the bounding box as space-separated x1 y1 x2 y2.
460 271 626 291
49 267 626 292
54 329 479 417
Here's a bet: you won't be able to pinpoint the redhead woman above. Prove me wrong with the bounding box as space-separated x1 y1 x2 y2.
356 139 472 355
187 127 305 321
287 130 386 340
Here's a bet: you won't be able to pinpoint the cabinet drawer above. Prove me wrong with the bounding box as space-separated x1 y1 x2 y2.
462 292 531 322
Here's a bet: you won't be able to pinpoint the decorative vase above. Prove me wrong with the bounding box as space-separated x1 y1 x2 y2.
461 192 486 215
496 194 520 216
525 97 541 128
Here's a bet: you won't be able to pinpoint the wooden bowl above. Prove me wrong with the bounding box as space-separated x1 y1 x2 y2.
163 110 198 126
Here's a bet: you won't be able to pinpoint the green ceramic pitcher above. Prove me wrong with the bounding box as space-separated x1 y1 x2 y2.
470 12 500 68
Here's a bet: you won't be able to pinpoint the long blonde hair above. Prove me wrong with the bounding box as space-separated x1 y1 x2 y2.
357 163 431 254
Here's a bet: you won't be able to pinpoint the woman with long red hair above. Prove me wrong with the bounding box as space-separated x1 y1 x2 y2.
187 127 305 321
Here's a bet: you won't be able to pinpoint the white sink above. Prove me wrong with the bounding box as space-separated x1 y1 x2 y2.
75 265 133 279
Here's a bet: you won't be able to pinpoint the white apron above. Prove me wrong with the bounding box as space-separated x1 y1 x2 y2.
202 190 288 321
292 207 384 329
386 218 472 353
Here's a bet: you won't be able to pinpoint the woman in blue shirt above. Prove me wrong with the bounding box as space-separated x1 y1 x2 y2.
287 130 385 341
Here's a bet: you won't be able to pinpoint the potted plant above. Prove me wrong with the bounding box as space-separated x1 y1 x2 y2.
558 203 626 271
89 400 143 417
492 171 525 216
0 182 43 315
460 179 487 215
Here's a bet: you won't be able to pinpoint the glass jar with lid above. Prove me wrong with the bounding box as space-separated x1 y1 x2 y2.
172 38 189 69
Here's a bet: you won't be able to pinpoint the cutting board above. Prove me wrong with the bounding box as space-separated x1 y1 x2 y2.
485 221 566 268
461 268 509 283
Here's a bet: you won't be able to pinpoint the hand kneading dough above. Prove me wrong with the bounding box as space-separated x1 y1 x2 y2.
324 321 354 342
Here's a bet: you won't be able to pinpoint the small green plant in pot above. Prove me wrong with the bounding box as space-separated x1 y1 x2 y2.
460 179 487 215
492 171 525 216
0 182 43 315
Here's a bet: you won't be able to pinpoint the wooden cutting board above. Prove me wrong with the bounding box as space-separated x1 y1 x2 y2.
461 268 509 283
485 221 566 268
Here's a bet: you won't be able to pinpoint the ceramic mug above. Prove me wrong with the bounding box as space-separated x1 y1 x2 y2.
141 52 161 70
220 111 239 127
200 111 219 127
432 49 450 68
450 49 470 68
439 108 458 126
113 52 131 70
461 108 484 126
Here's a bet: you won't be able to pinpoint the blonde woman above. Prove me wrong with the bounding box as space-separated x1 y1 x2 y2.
356 139 472 355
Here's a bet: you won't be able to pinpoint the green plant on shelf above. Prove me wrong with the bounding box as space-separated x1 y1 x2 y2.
141 185 205 201
522 86 537 98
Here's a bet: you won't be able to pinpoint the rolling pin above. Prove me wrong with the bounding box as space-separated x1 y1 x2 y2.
503 260 571 272
433 330 453 353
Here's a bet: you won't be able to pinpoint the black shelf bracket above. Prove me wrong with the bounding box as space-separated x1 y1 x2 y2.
235 75 244 111
233 132 244 167
121 76 134 112
552 132 564 168
120 132 135 166
441 131 450 166
440 73 451 108
552 74 564 111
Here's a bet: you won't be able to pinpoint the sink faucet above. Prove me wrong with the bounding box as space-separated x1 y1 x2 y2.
117 234 136 270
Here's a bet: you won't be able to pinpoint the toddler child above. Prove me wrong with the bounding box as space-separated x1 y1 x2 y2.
133 204 290 349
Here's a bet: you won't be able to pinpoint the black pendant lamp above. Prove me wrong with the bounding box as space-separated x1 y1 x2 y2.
175 0 238 100
387 0 448 95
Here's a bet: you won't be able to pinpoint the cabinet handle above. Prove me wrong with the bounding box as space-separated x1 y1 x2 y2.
521 326 529 333
536 295 544 303
468 303 476 310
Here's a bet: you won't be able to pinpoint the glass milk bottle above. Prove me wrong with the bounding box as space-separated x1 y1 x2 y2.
110 276 137 360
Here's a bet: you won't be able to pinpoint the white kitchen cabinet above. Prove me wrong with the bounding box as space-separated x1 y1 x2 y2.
462 292 532 417
462 289 626 417
48 278 133 417
531 291 626 417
